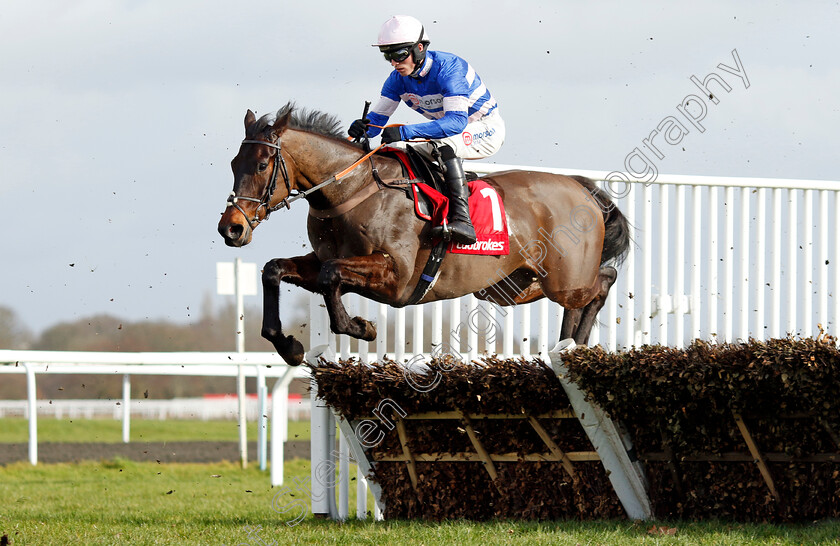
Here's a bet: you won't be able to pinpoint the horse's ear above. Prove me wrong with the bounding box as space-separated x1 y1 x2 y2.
270 110 292 140
244 109 256 130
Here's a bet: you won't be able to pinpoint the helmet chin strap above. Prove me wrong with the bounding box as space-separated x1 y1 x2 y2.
409 26 427 78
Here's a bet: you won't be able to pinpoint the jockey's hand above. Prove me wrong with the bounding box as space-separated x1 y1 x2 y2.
381 126 403 144
348 118 369 140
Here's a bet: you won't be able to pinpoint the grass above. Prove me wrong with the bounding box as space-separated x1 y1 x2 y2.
1 458 839 545
0 417 310 444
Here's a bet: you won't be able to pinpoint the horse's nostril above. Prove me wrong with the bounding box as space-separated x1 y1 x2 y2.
218 222 244 242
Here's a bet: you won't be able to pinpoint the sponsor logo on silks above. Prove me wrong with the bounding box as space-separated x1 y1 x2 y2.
454 239 506 252
404 94 443 109
462 128 496 147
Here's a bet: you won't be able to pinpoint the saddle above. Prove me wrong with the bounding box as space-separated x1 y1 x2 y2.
377 146 477 222
372 146 510 304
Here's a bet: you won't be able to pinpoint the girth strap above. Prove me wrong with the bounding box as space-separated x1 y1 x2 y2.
404 238 448 305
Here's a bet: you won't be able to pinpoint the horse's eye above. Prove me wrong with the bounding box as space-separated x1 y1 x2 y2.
257 162 269 173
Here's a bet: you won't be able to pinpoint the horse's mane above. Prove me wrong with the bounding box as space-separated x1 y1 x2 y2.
253 102 361 148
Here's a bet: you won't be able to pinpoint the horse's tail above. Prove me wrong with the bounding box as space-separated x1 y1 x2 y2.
569 176 631 267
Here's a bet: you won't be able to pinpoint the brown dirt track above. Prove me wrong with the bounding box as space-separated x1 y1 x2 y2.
0 440 310 465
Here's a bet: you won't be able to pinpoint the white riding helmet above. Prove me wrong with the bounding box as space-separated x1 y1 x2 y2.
373 15 428 48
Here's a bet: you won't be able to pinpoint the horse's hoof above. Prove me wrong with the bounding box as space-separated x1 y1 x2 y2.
352 317 377 341
278 335 305 366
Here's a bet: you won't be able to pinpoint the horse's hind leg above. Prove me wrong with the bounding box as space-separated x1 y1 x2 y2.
572 266 618 345
559 308 582 341
261 253 322 366
317 254 400 341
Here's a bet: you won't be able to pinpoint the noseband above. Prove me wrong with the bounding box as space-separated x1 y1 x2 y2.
226 139 292 228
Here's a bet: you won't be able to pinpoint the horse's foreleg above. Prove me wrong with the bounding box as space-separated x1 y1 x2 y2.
317 254 399 341
261 252 322 366
572 266 618 345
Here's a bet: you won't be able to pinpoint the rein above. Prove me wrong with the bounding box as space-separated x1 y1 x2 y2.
227 137 388 227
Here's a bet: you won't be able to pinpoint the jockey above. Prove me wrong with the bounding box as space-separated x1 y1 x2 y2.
348 15 506 246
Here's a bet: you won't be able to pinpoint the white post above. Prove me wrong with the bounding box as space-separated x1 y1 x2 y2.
356 468 368 519
675 185 687 347
24 363 37 465
270 377 286 486
326 409 338 519
395 308 405 363
358 297 370 363
338 430 350 520
820 190 829 330
538 299 549 357
307 345 335 517
449 298 461 359
503 308 514 358
257 365 268 471
467 295 479 363
788 189 799 336
804 189 814 336
377 303 388 361
519 303 530 358
270 367 297 487
235 257 248 469
771 188 783 338
432 301 443 356
412 305 424 359
122 374 131 443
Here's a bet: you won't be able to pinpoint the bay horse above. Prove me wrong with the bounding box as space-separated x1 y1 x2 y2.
218 104 630 366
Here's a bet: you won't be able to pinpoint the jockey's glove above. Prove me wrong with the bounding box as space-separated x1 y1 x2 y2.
348 118 370 139
381 126 403 144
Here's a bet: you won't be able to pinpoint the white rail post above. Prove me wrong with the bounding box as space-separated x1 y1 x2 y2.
739 187 750 340
395 308 406 363
257 365 268 471
356 468 368 520
24 363 37 465
377 303 388 361
412 305 424 359
467 295 479 363
307 344 335 517
358 297 370 364
771 188 783 338
270 366 299 487
675 185 687 347
338 430 350 520
658 184 670 345
819 190 829 330
234 257 248 469
804 189 814 336
788 189 799 336
122 373 131 443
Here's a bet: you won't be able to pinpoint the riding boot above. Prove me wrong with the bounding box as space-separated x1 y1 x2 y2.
430 150 477 245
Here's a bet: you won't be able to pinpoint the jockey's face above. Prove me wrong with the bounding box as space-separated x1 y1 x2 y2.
390 43 423 76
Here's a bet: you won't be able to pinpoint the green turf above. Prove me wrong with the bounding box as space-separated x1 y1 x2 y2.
0 417 310 444
0 458 838 545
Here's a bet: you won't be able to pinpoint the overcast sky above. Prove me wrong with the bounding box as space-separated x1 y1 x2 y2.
1 1 838 335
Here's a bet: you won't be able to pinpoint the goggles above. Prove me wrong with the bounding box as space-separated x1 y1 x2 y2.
382 47 412 63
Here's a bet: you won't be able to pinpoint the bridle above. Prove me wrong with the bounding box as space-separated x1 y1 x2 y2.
226 138 292 228
226 133 393 228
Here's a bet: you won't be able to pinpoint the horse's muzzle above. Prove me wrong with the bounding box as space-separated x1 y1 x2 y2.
218 215 252 247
